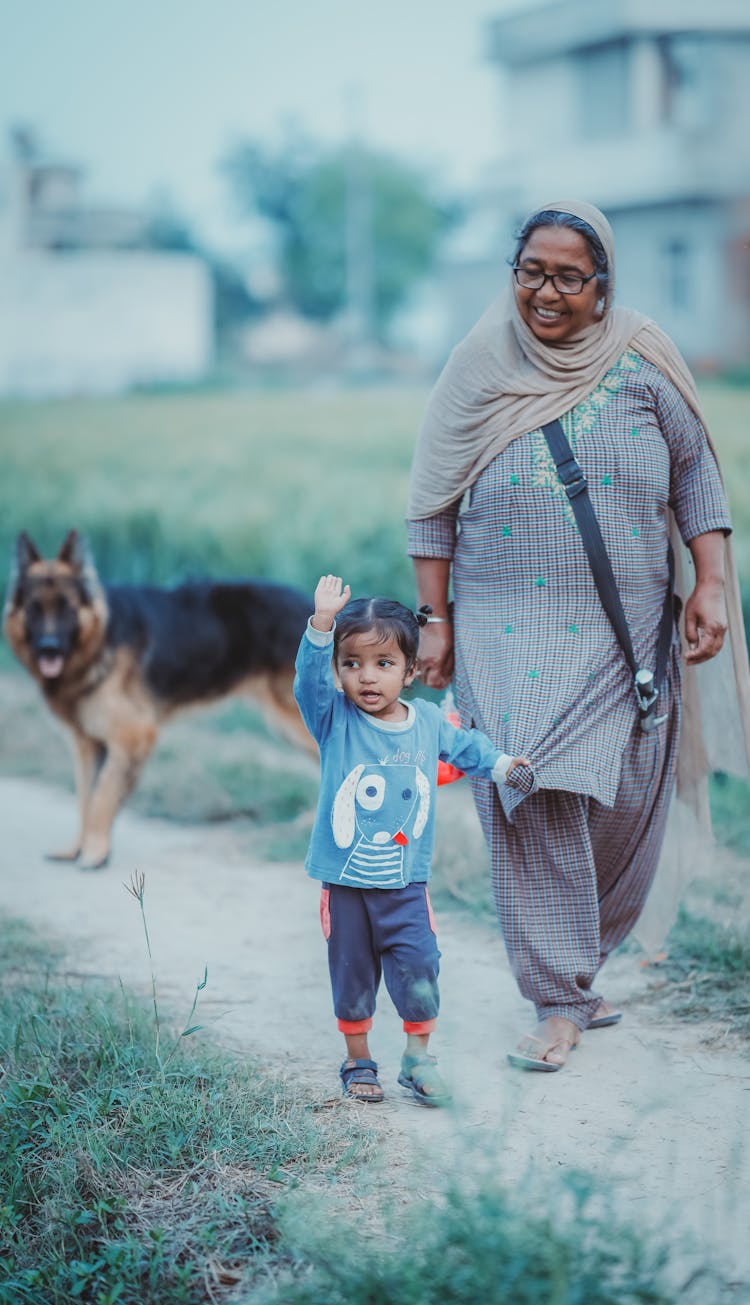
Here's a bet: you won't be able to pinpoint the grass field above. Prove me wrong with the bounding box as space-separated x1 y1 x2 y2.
1 381 749 604
0 388 427 603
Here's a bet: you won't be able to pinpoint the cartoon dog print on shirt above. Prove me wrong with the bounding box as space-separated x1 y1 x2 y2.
330 763 431 887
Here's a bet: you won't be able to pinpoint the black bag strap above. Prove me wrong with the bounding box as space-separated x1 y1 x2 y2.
540 419 674 693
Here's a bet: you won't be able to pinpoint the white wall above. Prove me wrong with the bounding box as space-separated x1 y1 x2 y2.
0 249 213 396
503 57 577 153
610 205 727 364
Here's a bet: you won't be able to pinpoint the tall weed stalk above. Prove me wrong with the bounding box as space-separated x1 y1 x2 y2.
123 870 208 1076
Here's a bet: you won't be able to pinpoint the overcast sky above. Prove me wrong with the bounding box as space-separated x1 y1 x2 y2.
0 0 542 251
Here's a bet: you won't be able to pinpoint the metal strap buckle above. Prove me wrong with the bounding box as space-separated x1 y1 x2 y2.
564 475 587 500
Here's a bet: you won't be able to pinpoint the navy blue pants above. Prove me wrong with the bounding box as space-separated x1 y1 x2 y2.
320 882 441 1034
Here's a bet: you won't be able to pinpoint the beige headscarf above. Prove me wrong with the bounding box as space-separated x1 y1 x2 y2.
408 200 703 519
408 200 750 948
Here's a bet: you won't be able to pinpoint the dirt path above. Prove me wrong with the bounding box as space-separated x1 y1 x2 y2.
1 775 749 1290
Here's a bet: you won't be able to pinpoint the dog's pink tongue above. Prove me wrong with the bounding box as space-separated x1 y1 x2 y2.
38 655 64 679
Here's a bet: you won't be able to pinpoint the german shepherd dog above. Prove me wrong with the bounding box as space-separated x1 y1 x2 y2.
3 531 313 868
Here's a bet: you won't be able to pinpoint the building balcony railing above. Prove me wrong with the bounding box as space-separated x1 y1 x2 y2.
491 125 748 213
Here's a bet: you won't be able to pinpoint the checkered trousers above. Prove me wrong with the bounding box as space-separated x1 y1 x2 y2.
469 663 680 1028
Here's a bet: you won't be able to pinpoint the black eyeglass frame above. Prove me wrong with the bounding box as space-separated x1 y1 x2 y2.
511 265 598 296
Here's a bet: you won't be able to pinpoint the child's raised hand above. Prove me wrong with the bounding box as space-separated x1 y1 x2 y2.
312 574 351 631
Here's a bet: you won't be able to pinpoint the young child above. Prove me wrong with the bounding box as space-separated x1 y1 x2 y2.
294 574 526 1107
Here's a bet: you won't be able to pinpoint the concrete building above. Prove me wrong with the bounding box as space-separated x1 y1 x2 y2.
445 0 750 371
0 137 213 397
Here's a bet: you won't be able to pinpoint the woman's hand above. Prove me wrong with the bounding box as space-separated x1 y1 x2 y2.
412 557 454 687
417 621 454 689
683 577 727 665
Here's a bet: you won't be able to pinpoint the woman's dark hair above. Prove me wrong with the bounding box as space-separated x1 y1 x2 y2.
511 209 610 302
334 598 422 669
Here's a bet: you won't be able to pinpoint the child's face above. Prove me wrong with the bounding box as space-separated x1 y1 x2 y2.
336 630 415 722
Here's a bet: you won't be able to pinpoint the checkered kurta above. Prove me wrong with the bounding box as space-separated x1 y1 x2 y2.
407 351 731 1026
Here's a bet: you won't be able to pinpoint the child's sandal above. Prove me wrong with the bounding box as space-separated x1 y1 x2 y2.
339 1058 384 1103
397 1053 452 1107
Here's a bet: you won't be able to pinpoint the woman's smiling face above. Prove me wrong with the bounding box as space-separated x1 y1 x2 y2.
514 226 602 344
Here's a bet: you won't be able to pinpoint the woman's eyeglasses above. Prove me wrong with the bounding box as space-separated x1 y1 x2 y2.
512 266 597 296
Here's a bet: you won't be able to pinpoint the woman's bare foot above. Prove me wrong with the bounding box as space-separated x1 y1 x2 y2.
510 1016 582 1070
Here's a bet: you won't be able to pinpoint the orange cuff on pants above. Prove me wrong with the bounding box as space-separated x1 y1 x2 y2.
337 1017 373 1034
403 1018 437 1035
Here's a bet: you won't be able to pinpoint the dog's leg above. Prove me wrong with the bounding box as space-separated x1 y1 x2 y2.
79 722 158 869
261 669 319 756
47 731 105 862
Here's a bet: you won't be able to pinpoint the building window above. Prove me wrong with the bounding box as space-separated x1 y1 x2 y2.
659 37 715 128
665 239 691 311
577 41 629 138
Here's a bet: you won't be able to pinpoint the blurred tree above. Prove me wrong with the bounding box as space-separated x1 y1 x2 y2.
223 137 458 338
144 211 195 253
145 197 260 342
210 259 262 339
144 187 197 252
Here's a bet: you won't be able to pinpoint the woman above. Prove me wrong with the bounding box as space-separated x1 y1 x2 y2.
407 200 749 1071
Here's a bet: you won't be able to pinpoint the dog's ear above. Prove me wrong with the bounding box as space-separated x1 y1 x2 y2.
16 532 41 572
3 533 39 616
57 530 102 605
58 530 86 570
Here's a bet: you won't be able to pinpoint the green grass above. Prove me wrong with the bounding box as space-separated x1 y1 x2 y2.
699 384 750 579
645 906 750 1043
262 1175 681 1305
0 918 372 1305
0 389 427 602
709 772 750 857
1 383 747 609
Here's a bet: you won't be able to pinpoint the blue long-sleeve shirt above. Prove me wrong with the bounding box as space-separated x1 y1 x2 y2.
294 624 511 888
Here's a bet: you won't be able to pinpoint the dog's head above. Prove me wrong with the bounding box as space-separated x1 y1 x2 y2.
2 530 108 686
